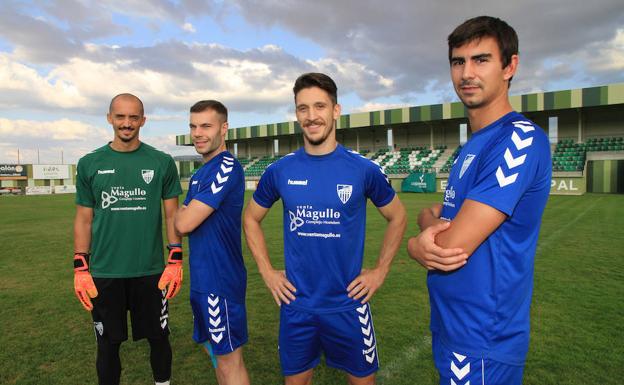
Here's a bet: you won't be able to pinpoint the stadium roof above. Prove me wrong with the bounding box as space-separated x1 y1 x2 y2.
176 83 624 145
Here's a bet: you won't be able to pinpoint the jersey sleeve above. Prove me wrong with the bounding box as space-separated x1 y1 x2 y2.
365 160 395 207
182 183 193 206
75 157 95 208
467 123 550 216
193 161 242 210
252 164 280 208
162 155 182 200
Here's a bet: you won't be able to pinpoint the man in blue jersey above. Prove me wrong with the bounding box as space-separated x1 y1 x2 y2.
407 16 552 385
174 100 249 385
244 73 407 385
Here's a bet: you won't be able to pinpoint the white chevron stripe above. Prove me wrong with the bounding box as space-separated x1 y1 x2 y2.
363 335 373 347
208 296 219 307
511 131 533 150
223 156 234 161
358 313 369 325
216 172 229 184
504 148 527 169
356 304 368 314
209 316 221 327
512 121 535 133
453 352 466 363
365 352 375 363
496 166 518 187
220 164 233 174
211 182 223 194
208 306 220 317
451 360 470 380
361 324 371 337
211 332 223 343
222 159 234 166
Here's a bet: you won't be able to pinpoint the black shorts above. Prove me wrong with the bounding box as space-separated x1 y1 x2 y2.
91 274 170 343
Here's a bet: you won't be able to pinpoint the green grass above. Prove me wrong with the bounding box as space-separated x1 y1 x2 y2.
0 192 622 384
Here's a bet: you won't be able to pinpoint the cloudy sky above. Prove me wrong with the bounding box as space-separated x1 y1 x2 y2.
0 0 623 164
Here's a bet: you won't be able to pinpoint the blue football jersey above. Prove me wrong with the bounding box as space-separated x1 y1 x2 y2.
184 151 246 303
253 144 395 313
430 111 552 365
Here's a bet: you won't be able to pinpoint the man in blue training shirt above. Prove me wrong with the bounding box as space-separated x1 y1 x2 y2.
175 100 249 385
244 73 407 385
407 16 552 385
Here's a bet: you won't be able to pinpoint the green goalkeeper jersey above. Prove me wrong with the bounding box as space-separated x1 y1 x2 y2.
76 142 182 278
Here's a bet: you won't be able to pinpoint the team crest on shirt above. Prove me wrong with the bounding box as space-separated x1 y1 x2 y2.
141 169 154 184
459 154 476 179
337 184 353 204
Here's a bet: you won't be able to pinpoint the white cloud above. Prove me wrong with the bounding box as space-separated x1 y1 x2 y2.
0 118 110 164
182 22 196 33
586 28 624 72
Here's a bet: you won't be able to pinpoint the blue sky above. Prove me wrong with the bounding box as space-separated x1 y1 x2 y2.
0 0 623 164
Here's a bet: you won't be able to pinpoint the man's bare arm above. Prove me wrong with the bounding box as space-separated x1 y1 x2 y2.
243 199 296 306
434 199 506 256
163 197 182 244
347 195 407 304
174 200 215 235
74 205 93 253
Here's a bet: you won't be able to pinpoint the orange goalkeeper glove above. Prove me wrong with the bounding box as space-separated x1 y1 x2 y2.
158 244 183 299
73 253 98 311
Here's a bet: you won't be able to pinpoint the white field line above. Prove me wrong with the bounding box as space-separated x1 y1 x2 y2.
377 335 432 383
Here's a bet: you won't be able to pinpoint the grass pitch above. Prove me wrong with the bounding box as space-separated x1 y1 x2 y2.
0 192 622 384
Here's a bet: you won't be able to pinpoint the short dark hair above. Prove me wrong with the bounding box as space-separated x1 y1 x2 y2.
190 100 228 122
448 16 518 84
293 72 338 104
109 93 144 115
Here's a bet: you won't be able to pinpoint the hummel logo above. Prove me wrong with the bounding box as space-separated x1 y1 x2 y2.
451 360 470 380
97 169 115 174
288 179 308 186
496 166 518 187
511 131 533 150
504 148 526 169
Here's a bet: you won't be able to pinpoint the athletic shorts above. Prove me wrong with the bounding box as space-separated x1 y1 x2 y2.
279 303 379 377
432 335 524 385
91 274 170 343
190 291 248 356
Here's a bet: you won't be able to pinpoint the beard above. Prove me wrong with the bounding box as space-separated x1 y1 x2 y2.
195 135 222 157
303 120 335 146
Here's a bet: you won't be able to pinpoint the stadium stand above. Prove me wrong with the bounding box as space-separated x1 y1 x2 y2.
244 155 282 177
232 137 621 178
370 146 446 175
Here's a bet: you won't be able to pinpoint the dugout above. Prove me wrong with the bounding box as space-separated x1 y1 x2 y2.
175 83 624 195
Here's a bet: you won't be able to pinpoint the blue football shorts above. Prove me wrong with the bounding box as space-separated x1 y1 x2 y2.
190 291 248 356
432 335 524 385
279 303 379 377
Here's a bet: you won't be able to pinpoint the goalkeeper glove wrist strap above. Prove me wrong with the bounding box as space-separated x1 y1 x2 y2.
166 243 183 263
74 252 91 272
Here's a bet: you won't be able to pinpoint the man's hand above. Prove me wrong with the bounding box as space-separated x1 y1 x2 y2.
260 268 296 306
73 253 98 311
407 221 468 271
158 244 183 299
347 267 388 304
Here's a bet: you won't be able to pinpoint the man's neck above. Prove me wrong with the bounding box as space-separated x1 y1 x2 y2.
467 93 513 133
303 138 338 156
110 139 140 152
202 146 226 163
